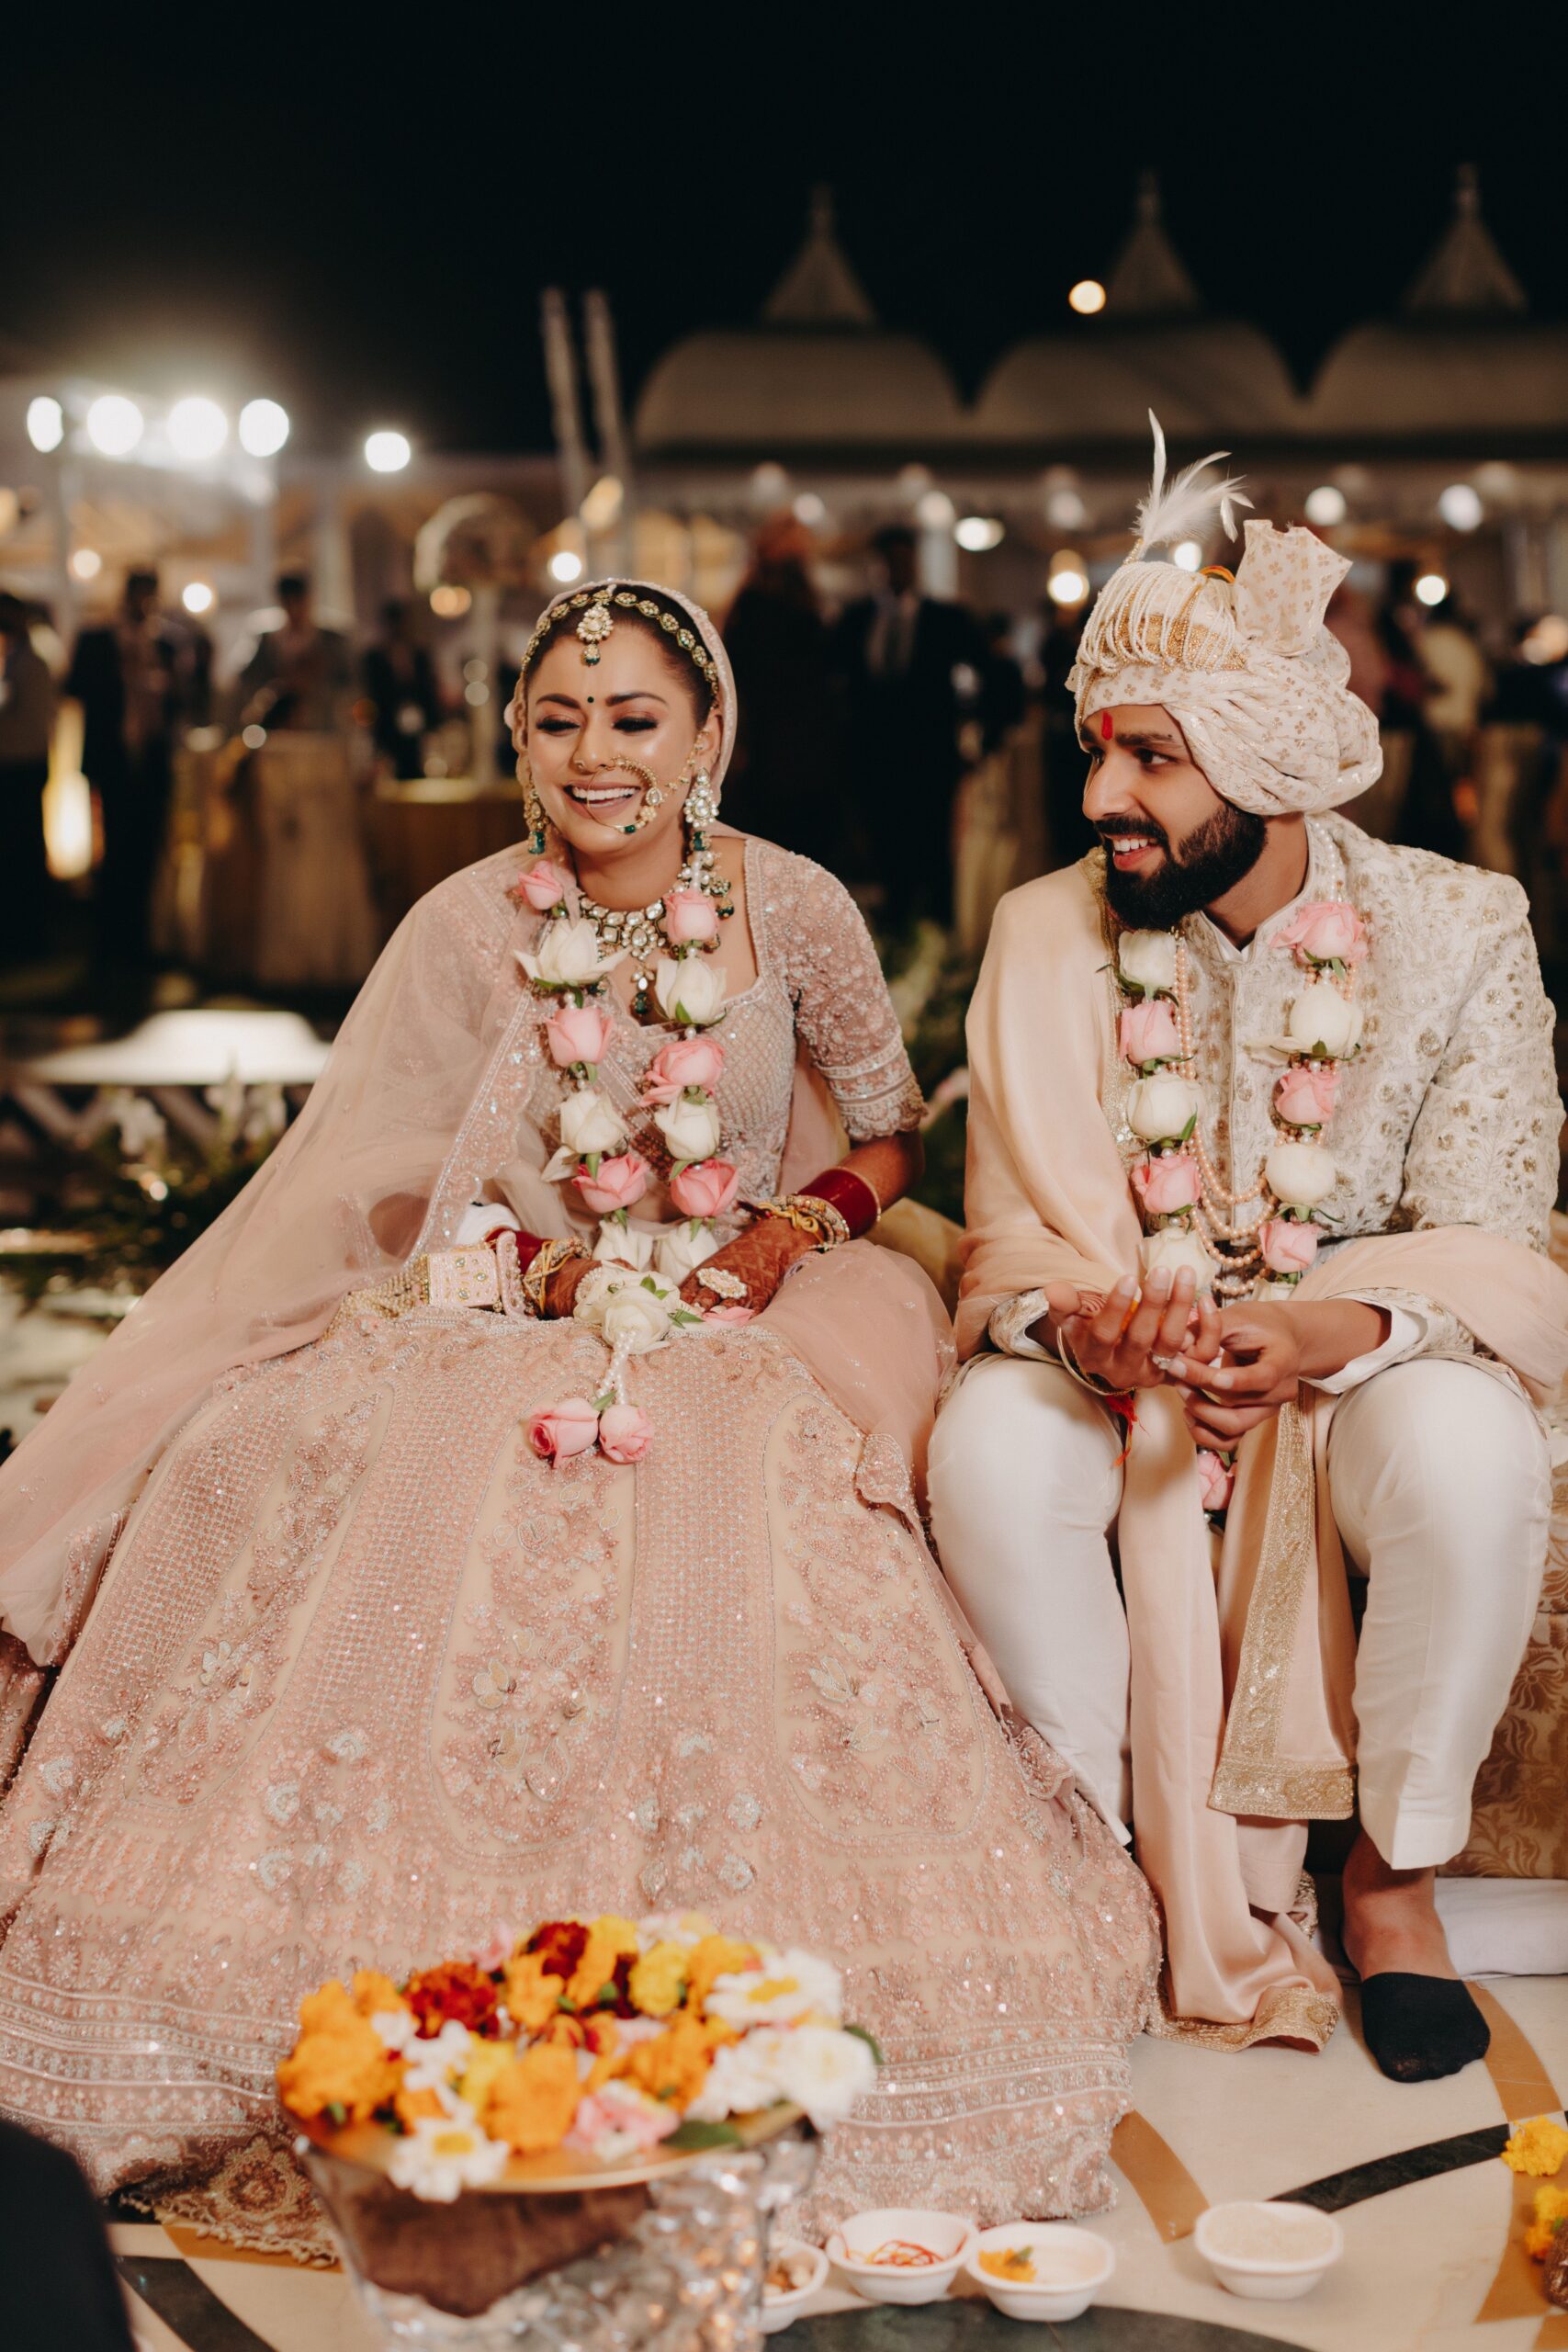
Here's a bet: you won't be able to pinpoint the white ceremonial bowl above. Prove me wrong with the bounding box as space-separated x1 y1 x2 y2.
1195 2200 1344 2301
828 2207 977 2304
965 2222 1115 2323
760 2237 829 2334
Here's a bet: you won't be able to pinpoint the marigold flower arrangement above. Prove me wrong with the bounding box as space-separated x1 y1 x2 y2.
277 1913 879 2202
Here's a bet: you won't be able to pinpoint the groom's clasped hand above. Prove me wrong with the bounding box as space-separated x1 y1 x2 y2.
1055 1269 1314 1452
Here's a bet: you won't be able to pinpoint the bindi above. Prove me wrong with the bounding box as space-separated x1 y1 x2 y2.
1100 713 1114 741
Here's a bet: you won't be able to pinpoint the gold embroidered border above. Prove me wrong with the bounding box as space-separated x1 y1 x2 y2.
1208 1398 1354 1821
1147 1976 1340 2053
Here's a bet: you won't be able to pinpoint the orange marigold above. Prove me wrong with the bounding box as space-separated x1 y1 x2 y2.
684 1935 760 2014
352 1970 409 2021
566 1916 642 2009
392 2083 446 2132
484 2042 582 2155
504 1950 567 2033
276 1981 399 2123
618 2009 731 2108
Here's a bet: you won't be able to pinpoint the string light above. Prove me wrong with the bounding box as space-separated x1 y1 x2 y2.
86 395 144 457
239 400 290 457
26 397 63 453
167 397 228 460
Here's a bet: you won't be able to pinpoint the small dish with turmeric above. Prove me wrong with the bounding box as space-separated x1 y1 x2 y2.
966 2222 1115 2322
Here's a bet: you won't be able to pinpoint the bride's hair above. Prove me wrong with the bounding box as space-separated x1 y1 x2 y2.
521 586 717 720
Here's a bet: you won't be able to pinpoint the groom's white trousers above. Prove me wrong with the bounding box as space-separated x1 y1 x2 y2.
929 1356 1551 1869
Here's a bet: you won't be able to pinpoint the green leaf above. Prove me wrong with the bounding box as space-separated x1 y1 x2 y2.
1179 1113 1198 1142
663 2119 744 2151
324 2101 347 2127
585 1152 602 1177
845 2022 884 2065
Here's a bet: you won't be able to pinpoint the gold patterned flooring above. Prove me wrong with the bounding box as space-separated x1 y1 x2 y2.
98 1973 1568 2351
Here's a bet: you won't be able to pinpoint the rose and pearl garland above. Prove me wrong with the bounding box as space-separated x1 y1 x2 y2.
1116 896 1368 1299
513 855 752 1469
1115 899 1369 1510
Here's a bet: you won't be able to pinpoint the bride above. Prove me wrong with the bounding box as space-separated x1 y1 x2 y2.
0 579 1156 2250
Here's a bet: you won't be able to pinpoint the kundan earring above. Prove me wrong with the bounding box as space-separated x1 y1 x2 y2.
520 757 547 851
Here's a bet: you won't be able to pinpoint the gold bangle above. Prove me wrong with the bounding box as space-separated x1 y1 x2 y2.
752 1194 849 1250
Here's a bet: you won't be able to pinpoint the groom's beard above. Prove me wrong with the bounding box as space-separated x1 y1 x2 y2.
1098 802 1269 929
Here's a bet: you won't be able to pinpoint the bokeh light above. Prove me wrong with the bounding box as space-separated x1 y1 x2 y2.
1438 482 1483 531
26 396 63 453
182 582 215 615
86 394 144 457
1304 485 1347 526
167 397 228 460
548 549 584 583
954 515 1004 552
1415 571 1450 606
69 548 103 582
1047 556 1089 605
1173 539 1202 571
238 399 290 458
915 489 955 530
793 492 826 526
1069 279 1107 314
365 430 412 473
429 583 471 617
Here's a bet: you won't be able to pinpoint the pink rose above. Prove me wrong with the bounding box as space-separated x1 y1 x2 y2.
1196 1449 1235 1514
662 888 720 948
1259 1216 1320 1275
546 1001 612 1069
518 857 570 912
574 1151 651 1216
1274 1064 1339 1128
1131 1150 1200 1216
1277 900 1367 967
669 1158 740 1220
597 1402 653 1464
1119 1000 1183 1068
640 1035 726 1106
703 1304 755 1325
525 1396 601 1464
570 2086 679 2154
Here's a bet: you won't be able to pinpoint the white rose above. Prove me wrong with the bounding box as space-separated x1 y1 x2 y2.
684 2037 785 2124
750 2024 877 2132
654 1220 720 1286
654 954 727 1028
575 1265 682 1353
706 1951 844 2030
558 1086 626 1158
520 919 623 990
654 1095 722 1165
1284 980 1362 1060
1138 1226 1214 1294
1265 1138 1338 1210
592 1221 655 1272
1126 1074 1202 1144
1117 929 1179 995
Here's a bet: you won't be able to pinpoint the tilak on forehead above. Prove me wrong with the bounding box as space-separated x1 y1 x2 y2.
1068 415 1382 818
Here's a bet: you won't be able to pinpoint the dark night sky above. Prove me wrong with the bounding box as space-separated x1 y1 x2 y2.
5 7 1566 459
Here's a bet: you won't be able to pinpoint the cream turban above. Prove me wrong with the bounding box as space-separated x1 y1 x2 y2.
1069 435 1382 818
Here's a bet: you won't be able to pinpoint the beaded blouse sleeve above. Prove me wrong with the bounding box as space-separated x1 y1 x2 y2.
764 849 925 1141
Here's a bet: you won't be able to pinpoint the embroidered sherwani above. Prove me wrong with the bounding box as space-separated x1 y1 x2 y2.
932 819 1566 2047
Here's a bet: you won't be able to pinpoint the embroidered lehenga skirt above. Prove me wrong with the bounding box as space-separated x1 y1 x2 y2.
0 1308 1156 2254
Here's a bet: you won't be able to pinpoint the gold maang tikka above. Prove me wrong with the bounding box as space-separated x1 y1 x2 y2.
576 595 615 665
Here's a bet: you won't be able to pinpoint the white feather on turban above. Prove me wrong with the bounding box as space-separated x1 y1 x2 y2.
1068 420 1382 818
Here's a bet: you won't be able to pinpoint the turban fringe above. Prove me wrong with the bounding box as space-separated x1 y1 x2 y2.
1069 514 1383 820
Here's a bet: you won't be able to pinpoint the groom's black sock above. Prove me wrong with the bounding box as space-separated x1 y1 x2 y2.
1359 1973 1491 2083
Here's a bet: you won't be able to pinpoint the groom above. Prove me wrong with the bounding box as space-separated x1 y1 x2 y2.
931 437 1567 2082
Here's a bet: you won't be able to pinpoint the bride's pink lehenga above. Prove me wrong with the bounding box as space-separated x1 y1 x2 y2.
0 835 1156 2256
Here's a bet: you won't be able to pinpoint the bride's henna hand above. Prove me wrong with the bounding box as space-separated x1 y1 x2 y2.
677 1220 818 1314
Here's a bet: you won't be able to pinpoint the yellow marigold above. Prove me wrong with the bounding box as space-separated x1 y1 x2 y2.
684 1935 760 2014
276 1982 399 2123
351 1969 408 2021
566 1916 642 2009
619 2010 728 2108
586 2021 621 2094
485 2042 582 2155
1526 2185 1568 2261
628 1941 689 2018
504 1951 566 2033
459 2038 520 2115
1503 2117 1568 2178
